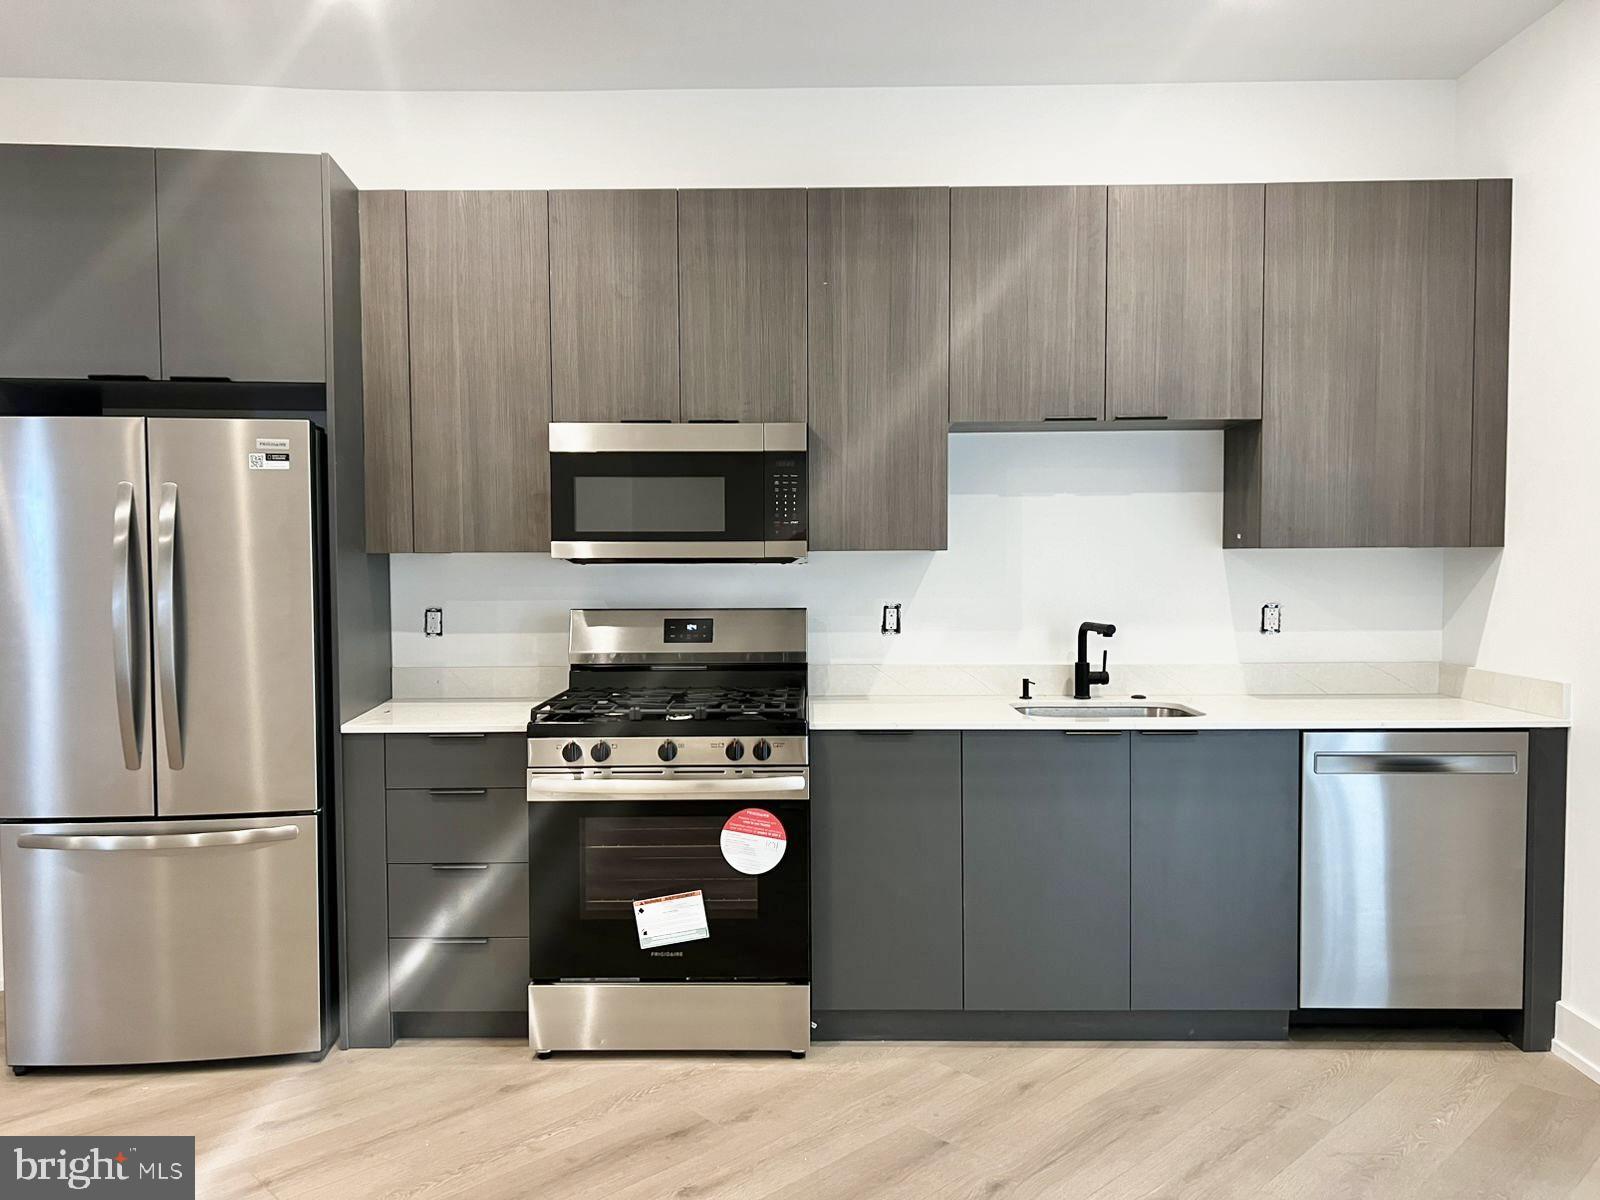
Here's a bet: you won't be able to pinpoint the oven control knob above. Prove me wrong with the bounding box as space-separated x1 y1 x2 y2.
560 741 583 763
590 741 611 763
657 740 678 762
725 739 745 762
752 738 773 762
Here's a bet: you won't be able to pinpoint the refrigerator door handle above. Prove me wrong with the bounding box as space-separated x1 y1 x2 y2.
155 480 183 770
16 824 301 852
110 481 145 770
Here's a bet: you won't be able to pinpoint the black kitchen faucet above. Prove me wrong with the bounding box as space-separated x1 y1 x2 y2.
1074 622 1117 699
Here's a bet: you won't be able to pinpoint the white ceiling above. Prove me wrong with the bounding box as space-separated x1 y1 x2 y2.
0 0 1559 93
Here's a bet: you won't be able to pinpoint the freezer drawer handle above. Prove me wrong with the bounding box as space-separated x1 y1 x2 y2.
111 481 146 770
1313 752 1519 776
155 481 184 770
16 824 300 852
527 774 808 801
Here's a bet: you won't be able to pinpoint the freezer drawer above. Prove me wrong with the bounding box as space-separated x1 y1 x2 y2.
1 815 322 1067
1301 732 1528 1009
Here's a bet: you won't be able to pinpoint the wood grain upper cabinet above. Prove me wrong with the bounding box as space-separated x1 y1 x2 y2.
358 191 413 553
808 188 951 551
0 145 162 380
950 186 1106 423
549 190 679 423
1106 184 1264 421
406 191 552 552
155 150 326 382
678 189 807 423
1231 181 1478 547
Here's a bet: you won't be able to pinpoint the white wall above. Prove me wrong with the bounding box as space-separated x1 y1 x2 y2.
1455 0 1600 1065
0 76 1460 190
393 433 1449 677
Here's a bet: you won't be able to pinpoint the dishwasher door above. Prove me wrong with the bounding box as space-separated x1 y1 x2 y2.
1301 732 1527 1010
0 814 322 1067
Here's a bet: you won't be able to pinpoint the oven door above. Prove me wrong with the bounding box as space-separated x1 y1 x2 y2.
527 769 809 984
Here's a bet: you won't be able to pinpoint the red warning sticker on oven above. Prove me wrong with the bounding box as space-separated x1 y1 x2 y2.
721 807 787 875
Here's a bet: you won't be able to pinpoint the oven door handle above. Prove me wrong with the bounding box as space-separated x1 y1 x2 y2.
527 774 808 801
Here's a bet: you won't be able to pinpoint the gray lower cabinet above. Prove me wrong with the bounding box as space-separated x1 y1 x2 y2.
1130 732 1299 1011
963 733 1131 1011
811 732 963 1011
406 190 552 552
949 186 1107 423
341 733 531 1046
549 189 680 423
154 149 327 382
0 144 162 380
1107 184 1264 422
1228 180 1481 547
678 188 808 423
808 188 951 550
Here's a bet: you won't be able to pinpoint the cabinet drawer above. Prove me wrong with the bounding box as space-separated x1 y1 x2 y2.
388 938 529 1012
385 734 525 789
388 864 529 938
387 789 527 863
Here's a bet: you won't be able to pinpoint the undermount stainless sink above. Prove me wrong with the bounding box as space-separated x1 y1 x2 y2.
1013 703 1204 720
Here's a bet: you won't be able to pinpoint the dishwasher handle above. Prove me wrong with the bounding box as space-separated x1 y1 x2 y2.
1313 752 1519 776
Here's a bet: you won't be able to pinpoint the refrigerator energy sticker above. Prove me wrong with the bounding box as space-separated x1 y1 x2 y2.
634 890 710 950
720 807 787 875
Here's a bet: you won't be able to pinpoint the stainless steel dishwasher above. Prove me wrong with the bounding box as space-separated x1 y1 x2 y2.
1301 732 1527 1009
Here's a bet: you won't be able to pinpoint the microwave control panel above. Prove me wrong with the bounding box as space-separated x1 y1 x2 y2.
765 454 807 542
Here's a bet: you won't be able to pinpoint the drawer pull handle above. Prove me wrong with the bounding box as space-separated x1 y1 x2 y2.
430 864 490 871
427 938 489 945
428 789 489 796
427 733 486 740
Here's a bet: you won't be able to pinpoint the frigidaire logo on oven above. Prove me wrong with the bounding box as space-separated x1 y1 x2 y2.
4 1136 194 1196
649 950 684 957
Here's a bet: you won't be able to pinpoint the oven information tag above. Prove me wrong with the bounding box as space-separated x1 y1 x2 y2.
721 808 787 875
634 890 710 950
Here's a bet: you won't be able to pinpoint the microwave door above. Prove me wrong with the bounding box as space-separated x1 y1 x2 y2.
0 416 155 820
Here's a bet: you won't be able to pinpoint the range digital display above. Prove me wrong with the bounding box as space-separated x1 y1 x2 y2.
663 618 714 644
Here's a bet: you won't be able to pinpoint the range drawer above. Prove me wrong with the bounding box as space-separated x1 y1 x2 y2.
388 938 529 1012
388 863 529 938
385 733 526 790
387 789 527 863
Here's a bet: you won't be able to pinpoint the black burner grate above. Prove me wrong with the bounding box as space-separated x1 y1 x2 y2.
530 685 805 727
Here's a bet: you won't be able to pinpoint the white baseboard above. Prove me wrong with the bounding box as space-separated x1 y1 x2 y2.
1552 1001 1600 1086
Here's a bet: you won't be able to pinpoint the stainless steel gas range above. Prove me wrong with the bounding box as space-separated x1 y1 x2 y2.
525 609 810 1058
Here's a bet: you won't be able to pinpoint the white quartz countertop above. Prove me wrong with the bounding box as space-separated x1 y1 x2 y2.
343 693 1566 735
809 693 1567 730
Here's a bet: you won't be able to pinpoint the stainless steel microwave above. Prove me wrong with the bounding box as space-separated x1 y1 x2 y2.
549 423 807 563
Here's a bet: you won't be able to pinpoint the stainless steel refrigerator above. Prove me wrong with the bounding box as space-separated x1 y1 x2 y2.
0 416 326 1069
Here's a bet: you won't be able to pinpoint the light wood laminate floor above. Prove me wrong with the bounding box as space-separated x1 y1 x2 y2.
3 1029 1599 1198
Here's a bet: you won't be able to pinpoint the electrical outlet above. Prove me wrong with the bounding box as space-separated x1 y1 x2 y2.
881 603 902 635
424 606 444 637
1260 602 1282 634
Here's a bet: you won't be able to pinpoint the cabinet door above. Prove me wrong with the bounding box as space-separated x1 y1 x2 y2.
1130 732 1299 1011
155 150 326 382
950 186 1106 423
0 145 161 380
1107 185 1264 421
407 191 552 552
358 190 413 552
679 189 807 423
808 188 950 550
812 732 963 1011
549 190 679 422
1260 181 1477 546
963 733 1130 1011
